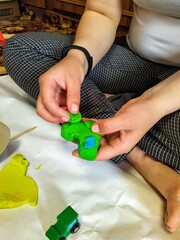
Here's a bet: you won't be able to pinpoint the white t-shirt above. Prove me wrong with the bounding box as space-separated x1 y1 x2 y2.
126 0 180 66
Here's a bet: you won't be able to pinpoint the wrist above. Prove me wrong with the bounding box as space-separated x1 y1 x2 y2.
61 45 93 77
142 71 180 117
141 89 168 120
68 49 89 76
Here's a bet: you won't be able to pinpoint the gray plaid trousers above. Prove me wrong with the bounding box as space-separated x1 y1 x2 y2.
3 32 180 171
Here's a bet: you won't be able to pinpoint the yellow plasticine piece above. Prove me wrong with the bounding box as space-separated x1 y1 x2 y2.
36 164 43 170
0 154 38 208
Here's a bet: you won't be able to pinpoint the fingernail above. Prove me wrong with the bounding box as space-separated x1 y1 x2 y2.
71 103 78 112
92 124 99 133
61 117 68 123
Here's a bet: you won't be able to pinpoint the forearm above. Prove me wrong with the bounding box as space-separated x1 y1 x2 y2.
143 70 180 118
71 0 122 67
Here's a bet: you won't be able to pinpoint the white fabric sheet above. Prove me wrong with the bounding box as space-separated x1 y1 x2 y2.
0 75 179 240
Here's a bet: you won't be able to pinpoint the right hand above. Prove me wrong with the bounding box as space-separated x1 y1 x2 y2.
90 94 163 160
36 53 86 123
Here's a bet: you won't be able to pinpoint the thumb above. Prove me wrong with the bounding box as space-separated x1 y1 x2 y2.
67 81 81 114
92 115 125 134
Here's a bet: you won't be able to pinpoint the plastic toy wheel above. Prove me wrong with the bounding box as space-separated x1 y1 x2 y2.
59 237 66 240
71 223 80 234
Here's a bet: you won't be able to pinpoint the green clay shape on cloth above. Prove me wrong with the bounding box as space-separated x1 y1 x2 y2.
0 154 38 208
61 112 102 161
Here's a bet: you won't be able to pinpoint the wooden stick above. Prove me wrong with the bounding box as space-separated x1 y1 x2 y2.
9 126 37 142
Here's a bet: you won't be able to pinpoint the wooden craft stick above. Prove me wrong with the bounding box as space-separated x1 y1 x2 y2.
9 126 37 142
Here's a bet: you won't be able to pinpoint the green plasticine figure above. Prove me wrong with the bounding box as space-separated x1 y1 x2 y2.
61 112 102 161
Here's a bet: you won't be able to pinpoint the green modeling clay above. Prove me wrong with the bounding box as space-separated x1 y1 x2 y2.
0 154 38 208
61 112 102 161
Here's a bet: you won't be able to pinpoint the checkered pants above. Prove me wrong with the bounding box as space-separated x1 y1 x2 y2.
3 32 180 171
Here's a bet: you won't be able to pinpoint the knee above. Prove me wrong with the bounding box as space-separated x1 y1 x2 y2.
3 35 19 66
3 34 31 76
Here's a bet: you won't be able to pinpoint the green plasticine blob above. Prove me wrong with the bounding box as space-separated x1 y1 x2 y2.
0 154 38 208
61 112 102 161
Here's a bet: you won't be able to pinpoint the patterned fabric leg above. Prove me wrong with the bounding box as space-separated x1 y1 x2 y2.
3 32 75 99
80 37 180 170
138 71 180 171
139 111 180 171
89 37 176 94
3 33 180 170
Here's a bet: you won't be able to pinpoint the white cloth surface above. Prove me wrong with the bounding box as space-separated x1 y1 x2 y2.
0 75 179 240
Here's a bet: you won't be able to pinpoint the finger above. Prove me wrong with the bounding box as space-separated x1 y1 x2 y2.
72 136 130 161
96 145 122 160
54 88 66 106
40 83 70 121
96 141 128 160
72 149 79 158
66 80 81 114
36 96 62 123
82 117 97 122
96 130 137 160
91 115 126 135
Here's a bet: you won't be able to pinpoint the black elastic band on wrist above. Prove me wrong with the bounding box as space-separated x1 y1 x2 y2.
61 45 93 77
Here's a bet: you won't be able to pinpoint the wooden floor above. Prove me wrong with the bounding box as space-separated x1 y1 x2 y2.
0 14 77 76
0 14 129 76
0 66 7 75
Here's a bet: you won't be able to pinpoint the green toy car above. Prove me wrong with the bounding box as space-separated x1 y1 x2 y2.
46 206 80 240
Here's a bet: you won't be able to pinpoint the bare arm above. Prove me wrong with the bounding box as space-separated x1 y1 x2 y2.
36 0 122 123
68 0 122 74
143 70 180 116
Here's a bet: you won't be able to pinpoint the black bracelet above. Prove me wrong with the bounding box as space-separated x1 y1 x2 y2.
61 45 93 77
